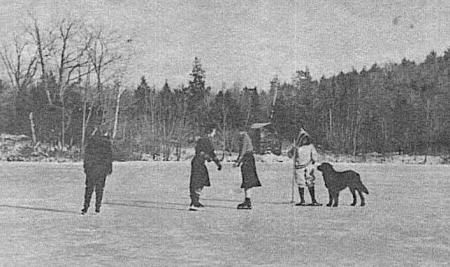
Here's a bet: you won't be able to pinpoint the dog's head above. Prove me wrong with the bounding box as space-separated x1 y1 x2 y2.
317 162 334 173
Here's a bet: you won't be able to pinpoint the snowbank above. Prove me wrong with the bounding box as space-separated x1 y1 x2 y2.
0 134 80 162
1 133 448 164
142 147 449 165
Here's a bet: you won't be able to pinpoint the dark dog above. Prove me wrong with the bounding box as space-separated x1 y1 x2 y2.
317 162 369 207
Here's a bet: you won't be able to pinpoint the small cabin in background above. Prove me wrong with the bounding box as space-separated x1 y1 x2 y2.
249 123 282 155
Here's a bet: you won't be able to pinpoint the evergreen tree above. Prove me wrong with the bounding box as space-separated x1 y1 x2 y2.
186 57 210 132
134 76 151 119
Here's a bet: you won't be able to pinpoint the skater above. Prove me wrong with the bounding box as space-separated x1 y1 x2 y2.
81 127 113 214
288 128 322 206
189 125 222 211
233 127 261 209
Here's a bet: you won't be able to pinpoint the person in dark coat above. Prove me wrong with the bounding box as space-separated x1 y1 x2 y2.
233 128 261 209
81 127 113 214
189 125 222 211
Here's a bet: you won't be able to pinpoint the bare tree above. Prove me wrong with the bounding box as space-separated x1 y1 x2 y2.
25 13 55 105
0 35 37 91
52 18 95 148
2 14 133 151
85 26 131 128
81 26 133 147
112 82 126 140
0 34 38 138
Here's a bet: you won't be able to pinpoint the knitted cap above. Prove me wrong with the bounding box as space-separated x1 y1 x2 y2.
296 128 309 145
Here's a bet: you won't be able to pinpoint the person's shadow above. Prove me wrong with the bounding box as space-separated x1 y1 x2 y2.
104 199 236 211
0 204 79 214
0 200 238 214
202 198 291 205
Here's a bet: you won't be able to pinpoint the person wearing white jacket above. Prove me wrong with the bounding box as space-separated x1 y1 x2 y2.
288 128 322 206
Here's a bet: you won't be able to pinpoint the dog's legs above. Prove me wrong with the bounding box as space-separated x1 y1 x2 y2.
331 191 339 207
358 190 366 206
350 188 357 206
327 191 333 207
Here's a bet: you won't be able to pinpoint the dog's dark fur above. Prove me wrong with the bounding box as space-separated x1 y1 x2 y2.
317 162 369 207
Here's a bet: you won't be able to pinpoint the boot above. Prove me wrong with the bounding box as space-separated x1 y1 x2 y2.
308 186 322 206
295 187 306 206
189 191 204 211
237 198 252 209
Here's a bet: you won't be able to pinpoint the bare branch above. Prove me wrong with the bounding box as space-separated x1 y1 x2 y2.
0 35 38 91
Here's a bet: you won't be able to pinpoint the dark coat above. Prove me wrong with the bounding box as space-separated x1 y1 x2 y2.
83 135 113 176
190 137 218 189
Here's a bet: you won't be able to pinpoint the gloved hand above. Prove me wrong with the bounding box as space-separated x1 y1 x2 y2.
201 152 212 162
217 163 222 171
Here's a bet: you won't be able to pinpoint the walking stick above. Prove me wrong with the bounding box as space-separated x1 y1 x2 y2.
291 138 296 204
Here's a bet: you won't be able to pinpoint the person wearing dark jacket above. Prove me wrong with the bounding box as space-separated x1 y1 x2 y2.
233 128 261 209
81 128 113 214
189 126 222 211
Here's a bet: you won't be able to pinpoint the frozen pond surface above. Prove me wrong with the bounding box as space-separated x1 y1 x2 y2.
0 161 449 266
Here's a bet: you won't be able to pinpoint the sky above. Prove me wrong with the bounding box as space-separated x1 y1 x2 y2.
1 0 450 90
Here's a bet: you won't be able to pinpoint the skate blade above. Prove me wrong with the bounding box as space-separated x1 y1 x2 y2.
188 206 204 211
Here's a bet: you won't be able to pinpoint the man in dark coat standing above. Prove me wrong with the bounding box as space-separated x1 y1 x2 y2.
81 128 113 215
189 125 222 211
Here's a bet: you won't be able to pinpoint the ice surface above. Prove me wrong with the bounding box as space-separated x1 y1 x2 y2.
0 162 449 266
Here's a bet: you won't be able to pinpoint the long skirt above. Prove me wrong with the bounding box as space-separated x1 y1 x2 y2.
240 152 261 189
190 155 210 190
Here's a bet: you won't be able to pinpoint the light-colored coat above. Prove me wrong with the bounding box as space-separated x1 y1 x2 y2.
237 132 253 165
288 144 319 187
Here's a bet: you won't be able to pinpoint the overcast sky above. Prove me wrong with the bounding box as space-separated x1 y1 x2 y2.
1 0 450 90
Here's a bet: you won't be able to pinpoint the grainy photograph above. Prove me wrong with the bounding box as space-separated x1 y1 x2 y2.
0 0 449 266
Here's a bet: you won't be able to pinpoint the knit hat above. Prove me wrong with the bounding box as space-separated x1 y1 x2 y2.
296 128 309 145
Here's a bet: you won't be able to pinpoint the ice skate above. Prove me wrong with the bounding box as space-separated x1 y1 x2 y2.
237 202 251 209
295 201 306 206
189 204 204 211
237 198 252 209
81 208 88 215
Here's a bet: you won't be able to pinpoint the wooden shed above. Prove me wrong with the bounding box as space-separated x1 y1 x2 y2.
249 122 282 155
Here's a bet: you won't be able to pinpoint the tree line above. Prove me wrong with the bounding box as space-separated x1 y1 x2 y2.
1 17 450 159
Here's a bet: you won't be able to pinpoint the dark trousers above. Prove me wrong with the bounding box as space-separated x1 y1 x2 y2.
83 170 107 210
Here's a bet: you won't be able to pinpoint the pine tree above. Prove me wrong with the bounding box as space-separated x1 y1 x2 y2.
186 57 210 133
134 76 151 119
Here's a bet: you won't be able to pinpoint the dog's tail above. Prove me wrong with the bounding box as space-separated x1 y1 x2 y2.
356 174 369 194
360 183 369 194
